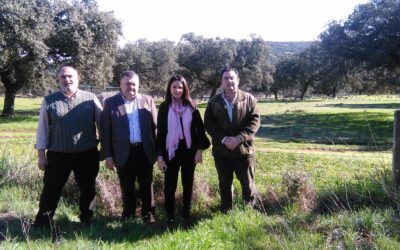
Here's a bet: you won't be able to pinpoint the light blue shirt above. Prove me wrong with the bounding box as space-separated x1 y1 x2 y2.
222 92 237 122
123 97 142 143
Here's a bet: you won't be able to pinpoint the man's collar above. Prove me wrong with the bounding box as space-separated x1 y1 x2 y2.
121 93 140 103
222 91 237 102
62 89 79 100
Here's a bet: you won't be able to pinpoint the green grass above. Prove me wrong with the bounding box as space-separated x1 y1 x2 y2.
1 95 400 248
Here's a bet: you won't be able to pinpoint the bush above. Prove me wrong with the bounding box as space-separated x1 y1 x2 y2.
282 171 317 213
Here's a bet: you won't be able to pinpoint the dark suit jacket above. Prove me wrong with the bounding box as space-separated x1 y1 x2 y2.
100 93 157 167
156 101 210 161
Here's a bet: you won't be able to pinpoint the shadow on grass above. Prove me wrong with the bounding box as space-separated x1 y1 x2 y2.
257 111 393 150
319 103 400 110
0 215 164 244
258 99 327 104
0 210 217 245
0 112 38 125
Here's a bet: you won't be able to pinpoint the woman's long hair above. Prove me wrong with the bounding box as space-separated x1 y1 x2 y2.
165 75 195 108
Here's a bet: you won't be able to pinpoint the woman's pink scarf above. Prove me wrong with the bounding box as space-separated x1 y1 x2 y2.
166 100 193 160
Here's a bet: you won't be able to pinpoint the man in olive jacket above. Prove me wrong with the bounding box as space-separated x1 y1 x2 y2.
204 66 260 213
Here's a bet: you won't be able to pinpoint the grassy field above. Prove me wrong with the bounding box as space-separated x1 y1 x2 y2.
1 95 400 249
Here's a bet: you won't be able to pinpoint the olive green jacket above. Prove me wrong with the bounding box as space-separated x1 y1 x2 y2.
204 90 260 160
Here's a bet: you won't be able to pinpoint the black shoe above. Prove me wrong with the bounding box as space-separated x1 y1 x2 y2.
183 216 193 228
33 211 53 228
220 207 231 214
33 217 52 229
143 213 156 224
80 217 92 226
79 211 93 225
32 219 51 229
165 217 174 227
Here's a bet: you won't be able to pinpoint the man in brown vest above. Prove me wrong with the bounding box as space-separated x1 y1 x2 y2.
33 66 102 227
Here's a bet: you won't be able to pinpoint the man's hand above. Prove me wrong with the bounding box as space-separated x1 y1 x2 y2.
105 158 115 171
194 149 203 164
223 136 241 150
38 149 47 171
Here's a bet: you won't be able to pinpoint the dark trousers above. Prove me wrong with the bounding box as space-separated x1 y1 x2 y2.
164 140 196 218
35 148 99 224
116 144 154 218
214 156 256 212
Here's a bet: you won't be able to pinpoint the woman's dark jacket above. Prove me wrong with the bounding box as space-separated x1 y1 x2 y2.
156 101 210 160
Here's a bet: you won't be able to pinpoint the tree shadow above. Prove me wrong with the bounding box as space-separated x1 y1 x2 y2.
319 103 400 110
0 215 164 244
0 113 38 125
0 210 216 245
258 99 325 104
257 112 393 150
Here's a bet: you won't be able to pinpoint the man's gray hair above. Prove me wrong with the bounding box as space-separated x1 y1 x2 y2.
120 70 139 80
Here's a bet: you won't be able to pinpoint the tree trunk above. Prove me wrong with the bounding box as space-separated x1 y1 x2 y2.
299 81 311 101
331 87 337 98
299 91 305 101
2 87 16 116
1 69 19 117
393 110 400 190
210 85 218 97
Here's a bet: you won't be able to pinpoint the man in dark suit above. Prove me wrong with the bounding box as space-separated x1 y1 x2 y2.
100 70 157 223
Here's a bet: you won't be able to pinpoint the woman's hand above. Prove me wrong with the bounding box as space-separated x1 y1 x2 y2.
157 158 167 172
194 149 203 164
105 158 115 171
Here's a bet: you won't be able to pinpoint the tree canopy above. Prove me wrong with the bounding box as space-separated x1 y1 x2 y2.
0 0 53 115
0 0 121 116
114 39 178 96
273 0 400 98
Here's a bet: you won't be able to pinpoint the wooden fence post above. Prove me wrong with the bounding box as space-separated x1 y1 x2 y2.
392 110 400 190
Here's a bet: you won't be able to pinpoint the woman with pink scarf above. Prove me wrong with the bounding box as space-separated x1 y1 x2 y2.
156 75 210 227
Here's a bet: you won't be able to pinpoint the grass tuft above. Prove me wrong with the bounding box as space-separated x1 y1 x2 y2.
282 170 317 213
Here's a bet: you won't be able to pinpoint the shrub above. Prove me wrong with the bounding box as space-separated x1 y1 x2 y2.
282 171 317 213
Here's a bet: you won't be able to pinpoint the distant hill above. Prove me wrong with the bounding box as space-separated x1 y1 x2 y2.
267 41 314 64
